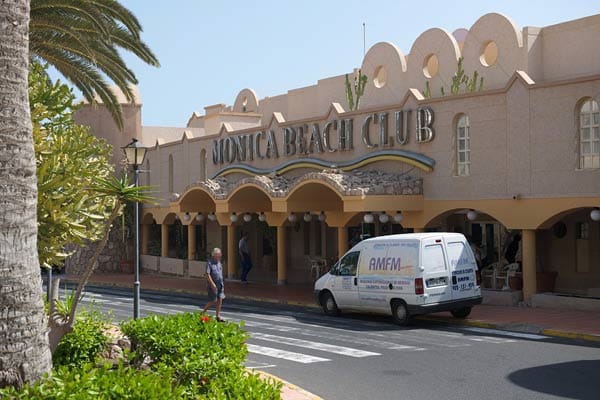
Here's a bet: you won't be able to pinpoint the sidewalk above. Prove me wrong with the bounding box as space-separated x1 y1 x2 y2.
59 272 600 399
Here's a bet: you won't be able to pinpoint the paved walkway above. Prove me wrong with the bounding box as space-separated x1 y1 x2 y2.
58 272 600 400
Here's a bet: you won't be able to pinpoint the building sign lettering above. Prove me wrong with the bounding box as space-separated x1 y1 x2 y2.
212 106 434 164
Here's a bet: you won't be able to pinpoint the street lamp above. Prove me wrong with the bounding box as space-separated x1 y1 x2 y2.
122 138 147 319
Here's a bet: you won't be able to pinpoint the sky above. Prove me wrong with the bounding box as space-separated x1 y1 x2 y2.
93 0 600 127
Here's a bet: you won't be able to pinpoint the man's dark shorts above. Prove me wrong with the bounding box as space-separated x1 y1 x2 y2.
207 280 224 301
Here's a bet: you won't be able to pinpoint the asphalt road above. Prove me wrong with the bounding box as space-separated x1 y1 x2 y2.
72 285 600 400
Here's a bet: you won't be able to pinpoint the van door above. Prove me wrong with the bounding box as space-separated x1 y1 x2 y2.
446 240 479 300
328 251 361 308
421 238 452 304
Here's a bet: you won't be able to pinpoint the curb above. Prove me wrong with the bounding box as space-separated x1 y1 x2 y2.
257 371 323 400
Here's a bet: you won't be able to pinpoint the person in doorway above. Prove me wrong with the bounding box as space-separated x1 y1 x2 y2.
202 248 225 322
505 233 522 266
239 231 253 283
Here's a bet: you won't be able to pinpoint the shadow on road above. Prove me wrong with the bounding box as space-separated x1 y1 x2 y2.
507 359 600 400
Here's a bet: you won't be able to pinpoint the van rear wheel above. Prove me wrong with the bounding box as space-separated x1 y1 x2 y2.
450 307 472 319
320 291 340 316
391 300 410 326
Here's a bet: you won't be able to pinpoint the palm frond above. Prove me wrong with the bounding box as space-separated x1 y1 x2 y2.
30 0 160 129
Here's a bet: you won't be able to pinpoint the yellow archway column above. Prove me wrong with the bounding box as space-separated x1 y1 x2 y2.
277 226 287 285
338 227 348 257
227 225 238 279
161 224 169 257
187 224 196 261
522 229 537 301
141 224 149 255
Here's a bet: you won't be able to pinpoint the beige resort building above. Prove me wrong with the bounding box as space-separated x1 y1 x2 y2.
75 13 600 306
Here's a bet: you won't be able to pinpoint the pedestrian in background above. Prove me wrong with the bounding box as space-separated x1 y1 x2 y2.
202 247 225 322
239 231 253 283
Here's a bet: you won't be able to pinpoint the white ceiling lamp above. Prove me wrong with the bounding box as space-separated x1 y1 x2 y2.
318 211 326 222
207 212 217 221
393 211 403 223
467 209 478 221
288 213 297 223
363 213 374 224
243 213 252 222
183 212 191 222
169 192 180 202
230 212 238 222
591 207 600 221
379 212 389 224
258 212 266 222
303 212 312 222
196 213 205 222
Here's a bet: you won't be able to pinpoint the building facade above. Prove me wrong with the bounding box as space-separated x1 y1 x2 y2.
76 13 600 302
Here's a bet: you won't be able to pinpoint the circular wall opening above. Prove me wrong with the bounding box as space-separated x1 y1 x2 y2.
373 66 387 88
423 54 439 79
480 41 498 67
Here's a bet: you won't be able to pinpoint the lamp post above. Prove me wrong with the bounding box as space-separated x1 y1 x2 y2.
122 138 147 319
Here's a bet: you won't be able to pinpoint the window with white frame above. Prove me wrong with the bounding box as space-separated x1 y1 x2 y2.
579 99 599 169
456 115 470 176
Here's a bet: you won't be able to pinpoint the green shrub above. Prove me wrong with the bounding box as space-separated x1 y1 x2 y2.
207 368 282 400
52 311 108 368
1 312 281 399
121 313 248 386
0 362 184 399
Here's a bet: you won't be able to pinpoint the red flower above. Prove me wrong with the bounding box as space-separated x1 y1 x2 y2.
201 315 210 323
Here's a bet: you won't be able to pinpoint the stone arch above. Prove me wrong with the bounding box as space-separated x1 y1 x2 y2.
141 212 156 225
227 183 273 213
407 28 461 99
163 212 178 225
178 187 217 213
233 88 259 113
285 180 344 212
462 13 524 90
423 206 510 230
360 41 408 108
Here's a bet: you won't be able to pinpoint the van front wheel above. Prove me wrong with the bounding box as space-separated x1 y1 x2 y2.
320 291 340 316
450 307 472 319
391 300 410 326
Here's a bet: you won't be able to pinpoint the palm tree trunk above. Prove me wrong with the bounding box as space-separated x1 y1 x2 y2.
0 0 52 388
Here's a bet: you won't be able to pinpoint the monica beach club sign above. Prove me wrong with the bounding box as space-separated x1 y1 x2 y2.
212 106 435 165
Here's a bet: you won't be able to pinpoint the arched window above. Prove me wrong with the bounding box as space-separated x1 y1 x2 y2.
200 149 206 181
456 114 470 176
168 154 174 193
579 99 599 169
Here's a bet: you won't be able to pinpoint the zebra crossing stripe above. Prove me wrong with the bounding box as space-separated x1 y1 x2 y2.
252 332 380 357
246 344 330 364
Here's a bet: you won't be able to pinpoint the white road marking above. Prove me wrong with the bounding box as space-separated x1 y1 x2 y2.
246 344 330 364
461 327 547 340
252 332 380 357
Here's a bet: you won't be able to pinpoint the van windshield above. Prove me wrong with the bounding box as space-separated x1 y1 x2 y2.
334 251 360 276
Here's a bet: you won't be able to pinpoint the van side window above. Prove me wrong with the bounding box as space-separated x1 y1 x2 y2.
423 244 446 273
337 251 360 276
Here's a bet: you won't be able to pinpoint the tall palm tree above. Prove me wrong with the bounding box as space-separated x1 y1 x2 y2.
0 0 52 388
29 0 160 129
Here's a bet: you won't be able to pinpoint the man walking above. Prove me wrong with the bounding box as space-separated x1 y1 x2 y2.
202 248 225 322
239 231 253 283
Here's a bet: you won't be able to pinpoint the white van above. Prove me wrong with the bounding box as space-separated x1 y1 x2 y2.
314 232 482 325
